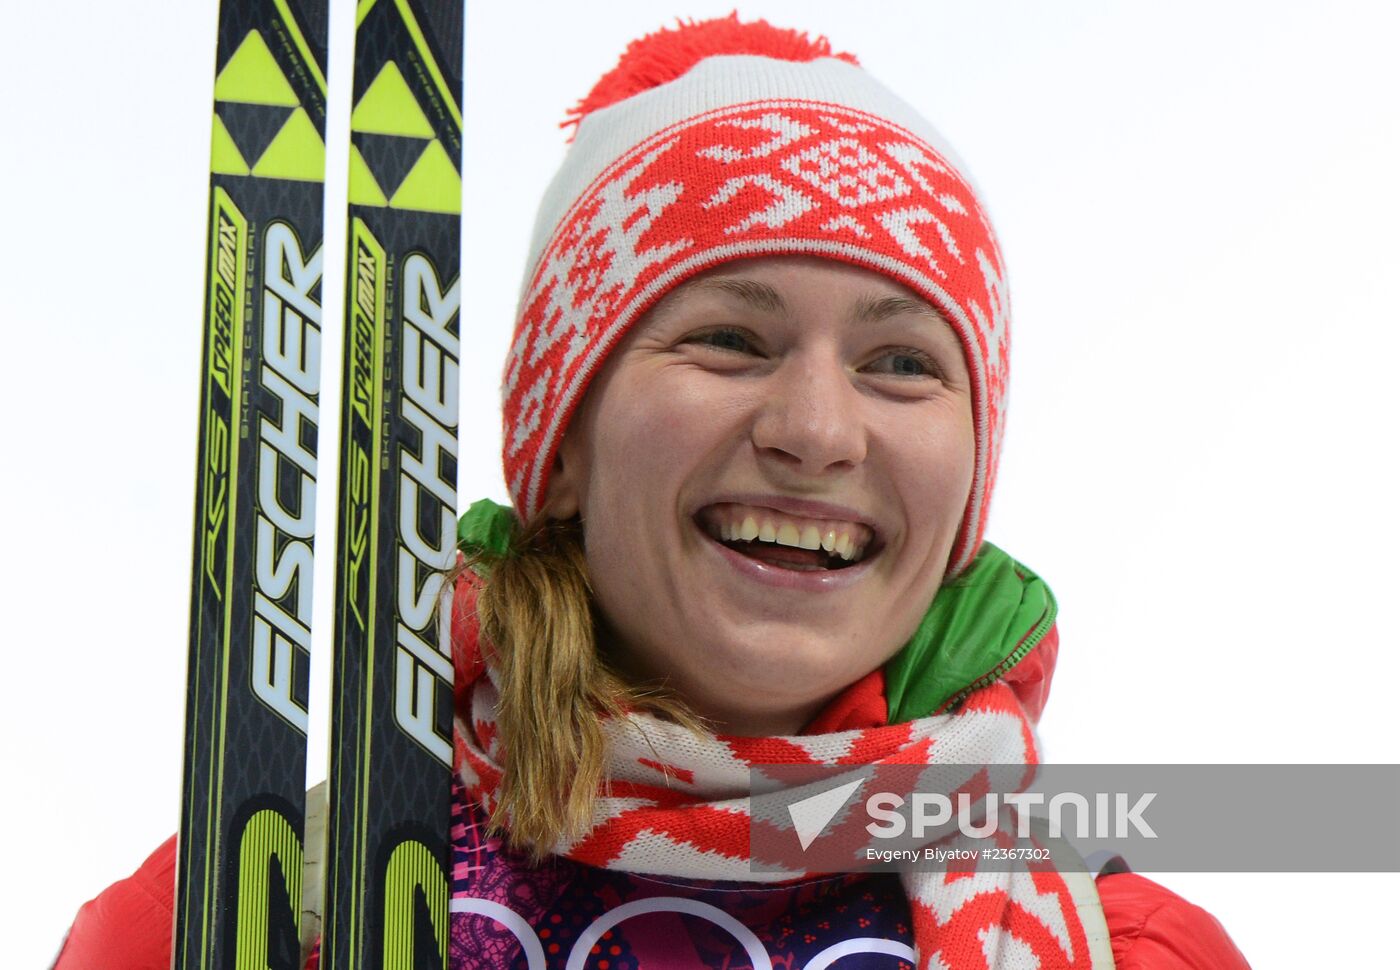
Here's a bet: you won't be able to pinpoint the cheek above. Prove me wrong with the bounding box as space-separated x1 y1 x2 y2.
890 407 977 544
573 373 736 632
585 405 676 515
585 371 739 499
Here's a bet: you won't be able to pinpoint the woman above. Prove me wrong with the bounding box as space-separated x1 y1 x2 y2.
57 15 1249 970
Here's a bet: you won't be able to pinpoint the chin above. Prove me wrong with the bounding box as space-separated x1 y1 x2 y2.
684 625 864 710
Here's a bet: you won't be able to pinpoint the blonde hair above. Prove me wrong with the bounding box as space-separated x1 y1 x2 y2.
456 516 707 863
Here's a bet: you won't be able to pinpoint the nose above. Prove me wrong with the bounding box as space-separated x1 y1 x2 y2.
750 350 867 475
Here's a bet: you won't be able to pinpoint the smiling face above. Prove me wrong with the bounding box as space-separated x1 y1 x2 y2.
545 256 976 736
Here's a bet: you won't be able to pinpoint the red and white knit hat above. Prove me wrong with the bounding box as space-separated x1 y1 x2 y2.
501 15 1011 575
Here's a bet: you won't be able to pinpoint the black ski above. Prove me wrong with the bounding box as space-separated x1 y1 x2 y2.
323 1 464 966
175 0 330 967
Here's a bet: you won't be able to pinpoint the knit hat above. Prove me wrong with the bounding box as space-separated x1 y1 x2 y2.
501 14 1011 575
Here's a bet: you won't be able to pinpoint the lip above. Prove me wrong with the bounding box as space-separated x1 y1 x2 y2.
692 493 879 531
695 518 878 592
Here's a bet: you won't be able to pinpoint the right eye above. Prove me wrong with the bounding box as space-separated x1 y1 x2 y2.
687 327 759 355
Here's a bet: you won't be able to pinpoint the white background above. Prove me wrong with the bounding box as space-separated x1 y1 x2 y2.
3 0 1397 965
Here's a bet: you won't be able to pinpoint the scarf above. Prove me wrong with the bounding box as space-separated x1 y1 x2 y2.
452 500 1106 970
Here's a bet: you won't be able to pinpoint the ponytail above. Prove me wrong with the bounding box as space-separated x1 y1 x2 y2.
457 516 705 863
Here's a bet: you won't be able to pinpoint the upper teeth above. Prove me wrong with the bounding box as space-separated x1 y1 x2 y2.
704 505 872 562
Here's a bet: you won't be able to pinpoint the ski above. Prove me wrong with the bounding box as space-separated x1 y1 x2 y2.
175 0 330 968
323 1 464 967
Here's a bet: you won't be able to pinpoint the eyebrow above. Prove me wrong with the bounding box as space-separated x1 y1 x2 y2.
674 276 946 326
685 277 786 313
851 295 945 325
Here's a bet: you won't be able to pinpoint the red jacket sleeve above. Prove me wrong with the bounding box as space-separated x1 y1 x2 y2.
54 835 177 970
1099 872 1252 969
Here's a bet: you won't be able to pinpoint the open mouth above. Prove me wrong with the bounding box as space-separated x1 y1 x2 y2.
695 502 879 572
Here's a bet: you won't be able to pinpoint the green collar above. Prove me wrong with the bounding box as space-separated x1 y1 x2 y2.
457 499 1055 722
884 540 1056 720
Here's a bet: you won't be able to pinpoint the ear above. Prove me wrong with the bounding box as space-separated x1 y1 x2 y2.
539 437 582 520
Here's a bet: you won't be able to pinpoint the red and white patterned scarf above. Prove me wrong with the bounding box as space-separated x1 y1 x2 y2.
455 611 1109 969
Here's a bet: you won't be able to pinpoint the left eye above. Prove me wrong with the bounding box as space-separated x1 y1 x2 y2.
863 350 938 378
